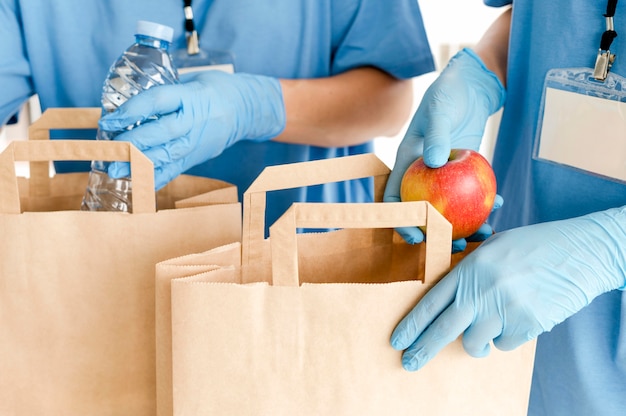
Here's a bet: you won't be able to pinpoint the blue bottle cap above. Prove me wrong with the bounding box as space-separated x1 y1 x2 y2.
136 20 174 43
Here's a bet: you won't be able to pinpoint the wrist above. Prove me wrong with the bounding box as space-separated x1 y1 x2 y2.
459 48 506 114
471 47 507 87
237 73 286 142
472 7 511 87
583 207 626 291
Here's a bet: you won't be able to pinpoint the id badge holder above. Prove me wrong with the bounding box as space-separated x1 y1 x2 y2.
172 45 236 75
533 67 626 184
175 3 235 75
172 26 235 75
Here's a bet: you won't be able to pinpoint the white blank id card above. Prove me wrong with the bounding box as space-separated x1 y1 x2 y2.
538 87 626 182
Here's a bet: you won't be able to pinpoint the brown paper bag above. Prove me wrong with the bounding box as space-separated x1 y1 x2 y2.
0 109 241 416
156 154 536 416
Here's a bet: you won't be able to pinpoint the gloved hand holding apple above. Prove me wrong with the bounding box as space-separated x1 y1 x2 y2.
400 148 498 241
383 48 505 252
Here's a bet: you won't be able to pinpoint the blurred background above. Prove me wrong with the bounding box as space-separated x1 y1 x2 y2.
0 0 504 175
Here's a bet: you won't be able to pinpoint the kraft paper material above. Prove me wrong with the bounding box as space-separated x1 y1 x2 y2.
155 154 536 416
0 109 241 416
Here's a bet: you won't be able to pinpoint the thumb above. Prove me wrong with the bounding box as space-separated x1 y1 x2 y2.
422 115 452 168
99 84 183 131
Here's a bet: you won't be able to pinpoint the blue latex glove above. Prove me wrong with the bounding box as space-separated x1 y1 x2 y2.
383 48 506 252
99 70 286 189
391 207 626 371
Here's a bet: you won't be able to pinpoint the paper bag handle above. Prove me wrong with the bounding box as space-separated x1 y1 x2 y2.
242 153 391 266
269 201 452 287
26 108 101 197
0 139 156 214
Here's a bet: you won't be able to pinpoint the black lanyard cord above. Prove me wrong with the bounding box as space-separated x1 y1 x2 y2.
606 0 619 16
183 0 200 54
600 0 618 51
594 0 619 80
184 0 195 34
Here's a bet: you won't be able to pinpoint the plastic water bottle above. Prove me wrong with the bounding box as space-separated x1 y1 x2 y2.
81 20 179 212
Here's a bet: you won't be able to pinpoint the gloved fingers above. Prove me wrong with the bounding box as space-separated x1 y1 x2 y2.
384 159 422 246
154 158 187 190
421 115 453 168
461 316 502 357
383 141 423 203
99 85 184 131
393 226 425 245
108 133 193 182
395 230 465 252
383 136 425 247
140 136 194 171
105 135 173 179
464 194 503 242
390 273 458 351
451 238 467 253
110 112 189 150
108 161 131 179
383 154 424 244
108 139 191 181
465 224 493 243
400 305 472 371
493 324 544 352
382 166 408 208
492 193 504 211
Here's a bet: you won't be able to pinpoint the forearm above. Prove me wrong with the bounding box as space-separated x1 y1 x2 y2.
473 7 511 87
276 67 414 147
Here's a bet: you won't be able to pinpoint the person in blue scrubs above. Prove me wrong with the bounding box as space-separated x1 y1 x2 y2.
0 0 434 229
386 2 626 415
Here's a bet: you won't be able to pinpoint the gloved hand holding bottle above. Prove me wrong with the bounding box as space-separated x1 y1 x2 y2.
391 207 626 371
100 70 286 189
383 48 506 252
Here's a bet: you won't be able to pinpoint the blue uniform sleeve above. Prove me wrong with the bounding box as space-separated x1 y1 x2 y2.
0 0 34 125
484 0 513 6
330 0 434 79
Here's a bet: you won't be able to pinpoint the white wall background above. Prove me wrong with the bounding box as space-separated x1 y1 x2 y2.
0 1 506 174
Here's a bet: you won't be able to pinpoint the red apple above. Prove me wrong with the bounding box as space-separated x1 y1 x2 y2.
400 149 497 240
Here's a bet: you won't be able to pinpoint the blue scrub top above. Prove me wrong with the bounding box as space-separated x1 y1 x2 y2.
0 0 435 229
485 1 626 415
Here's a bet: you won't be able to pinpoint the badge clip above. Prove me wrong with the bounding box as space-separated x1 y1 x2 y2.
186 30 200 55
593 49 616 81
184 4 200 55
